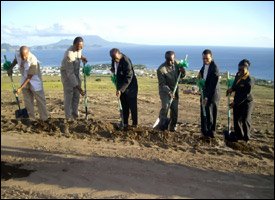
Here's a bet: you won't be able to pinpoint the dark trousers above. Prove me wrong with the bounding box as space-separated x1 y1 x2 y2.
201 100 218 137
159 93 178 129
120 92 138 126
233 101 253 141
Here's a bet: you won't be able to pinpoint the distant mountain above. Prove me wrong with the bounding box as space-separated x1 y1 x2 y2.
1 35 139 52
30 35 138 50
1 43 20 52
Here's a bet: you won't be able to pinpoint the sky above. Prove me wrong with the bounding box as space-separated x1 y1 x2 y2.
1 1 274 47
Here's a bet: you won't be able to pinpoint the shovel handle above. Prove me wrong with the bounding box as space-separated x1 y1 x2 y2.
9 76 16 91
9 74 21 110
166 54 188 116
226 71 231 133
83 62 89 119
118 99 124 125
200 88 206 117
15 96 21 110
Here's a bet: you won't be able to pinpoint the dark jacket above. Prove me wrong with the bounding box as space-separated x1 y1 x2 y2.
199 60 220 102
232 73 253 106
111 54 138 96
157 61 185 98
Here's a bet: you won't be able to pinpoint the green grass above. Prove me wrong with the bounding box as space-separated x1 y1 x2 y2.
252 84 274 100
1 75 274 100
1 75 159 94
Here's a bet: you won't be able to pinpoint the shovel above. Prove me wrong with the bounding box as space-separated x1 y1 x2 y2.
10 76 29 119
83 64 88 120
82 63 92 120
226 71 232 134
111 74 124 129
118 99 124 128
153 55 188 130
197 79 207 128
223 71 235 141
3 55 29 119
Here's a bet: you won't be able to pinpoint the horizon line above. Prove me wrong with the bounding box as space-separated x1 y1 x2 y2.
1 42 274 49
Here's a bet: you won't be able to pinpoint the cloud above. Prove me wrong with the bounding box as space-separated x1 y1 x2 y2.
253 36 274 43
1 21 274 48
116 25 128 30
1 21 96 38
1 20 131 45
34 23 76 37
2 25 32 37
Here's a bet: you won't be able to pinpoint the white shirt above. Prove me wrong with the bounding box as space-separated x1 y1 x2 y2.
114 62 119 75
203 64 209 80
15 51 43 91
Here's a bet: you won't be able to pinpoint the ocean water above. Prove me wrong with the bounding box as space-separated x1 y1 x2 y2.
2 46 274 80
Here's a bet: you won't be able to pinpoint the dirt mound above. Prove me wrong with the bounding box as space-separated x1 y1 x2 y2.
1 116 274 160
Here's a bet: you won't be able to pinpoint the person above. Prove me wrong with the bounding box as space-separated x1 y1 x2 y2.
7 46 49 121
60 36 87 121
110 48 138 129
197 49 220 138
156 51 186 131
226 59 253 142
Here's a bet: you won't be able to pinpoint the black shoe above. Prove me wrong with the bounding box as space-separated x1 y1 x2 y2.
123 124 129 131
223 130 230 140
207 130 215 138
21 118 32 126
168 124 178 132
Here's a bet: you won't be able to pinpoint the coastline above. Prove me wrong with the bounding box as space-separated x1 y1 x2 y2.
1 63 274 86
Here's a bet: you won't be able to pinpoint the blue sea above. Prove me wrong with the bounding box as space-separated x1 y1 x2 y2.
2 46 274 81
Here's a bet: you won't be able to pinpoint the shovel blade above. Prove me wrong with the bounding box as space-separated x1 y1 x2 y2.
153 118 160 128
153 117 170 131
116 108 124 129
223 130 238 142
15 108 29 119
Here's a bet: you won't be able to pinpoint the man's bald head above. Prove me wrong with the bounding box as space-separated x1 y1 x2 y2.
20 46 29 61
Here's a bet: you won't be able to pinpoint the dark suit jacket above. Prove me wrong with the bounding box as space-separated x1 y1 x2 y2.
199 60 220 102
232 73 253 105
157 61 185 99
111 54 138 97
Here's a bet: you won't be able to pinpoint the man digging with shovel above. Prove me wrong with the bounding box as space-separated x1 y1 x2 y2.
197 49 220 138
6 46 49 123
109 48 138 130
60 37 87 136
154 51 187 132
